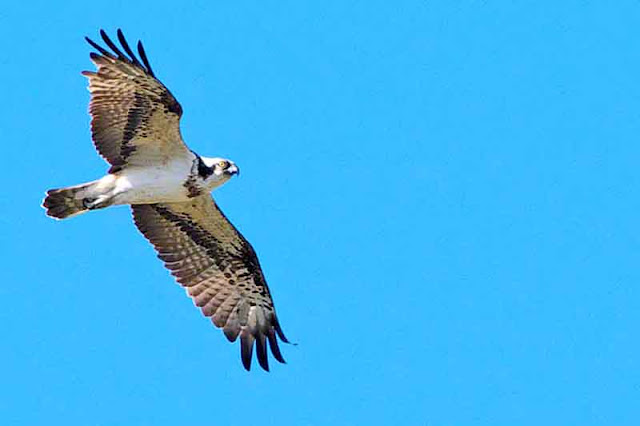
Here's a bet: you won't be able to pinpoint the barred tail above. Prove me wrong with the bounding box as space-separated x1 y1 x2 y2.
43 182 99 219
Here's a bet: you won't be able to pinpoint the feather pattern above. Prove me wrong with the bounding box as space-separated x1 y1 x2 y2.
83 29 189 171
131 195 289 371
45 29 290 372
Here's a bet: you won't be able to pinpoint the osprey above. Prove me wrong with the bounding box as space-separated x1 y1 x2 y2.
43 29 289 371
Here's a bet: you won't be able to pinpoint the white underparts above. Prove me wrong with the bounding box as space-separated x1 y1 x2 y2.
90 155 231 206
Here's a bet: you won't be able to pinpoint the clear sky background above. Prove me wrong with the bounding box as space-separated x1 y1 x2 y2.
1 1 638 425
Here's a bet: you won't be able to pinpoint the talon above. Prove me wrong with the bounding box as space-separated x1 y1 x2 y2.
82 197 97 209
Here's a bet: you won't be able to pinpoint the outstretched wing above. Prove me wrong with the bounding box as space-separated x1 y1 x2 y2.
83 29 191 171
131 195 289 371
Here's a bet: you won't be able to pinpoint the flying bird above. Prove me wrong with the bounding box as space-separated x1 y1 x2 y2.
43 29 289 371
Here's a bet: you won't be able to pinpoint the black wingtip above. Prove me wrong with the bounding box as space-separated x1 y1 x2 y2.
274 317 291 344
137 40 155 77
242 358 251 371
100 29 126 60
86 35 114 59
86 29 155 77
116 29 141 67
267 331 287 364
255 335 270 372
240 335 254 371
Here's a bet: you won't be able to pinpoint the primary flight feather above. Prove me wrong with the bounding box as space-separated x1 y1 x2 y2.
43 29 289 371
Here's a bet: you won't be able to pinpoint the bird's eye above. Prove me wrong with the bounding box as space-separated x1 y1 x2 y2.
218 160 228 168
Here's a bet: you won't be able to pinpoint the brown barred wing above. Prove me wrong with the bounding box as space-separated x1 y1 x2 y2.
131 195 288 371
82 29 191 171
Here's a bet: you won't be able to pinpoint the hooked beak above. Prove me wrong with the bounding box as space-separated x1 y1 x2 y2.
227 164 240 177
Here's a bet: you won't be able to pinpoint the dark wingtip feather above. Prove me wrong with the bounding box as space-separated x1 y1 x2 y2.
86 36 114 59
255 334 270 372
267 331 286 364
274 317 290 344
240 334 254 371
100 29 126 60
137 40 155 77
116 29 141 67
86 30 155 78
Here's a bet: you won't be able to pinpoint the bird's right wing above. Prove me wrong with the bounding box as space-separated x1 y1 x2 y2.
131 195 289 371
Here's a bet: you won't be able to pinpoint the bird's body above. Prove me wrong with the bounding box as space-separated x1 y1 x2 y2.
43 30 288 371
106 155 202 204
50 153 234 217
108 159 196 204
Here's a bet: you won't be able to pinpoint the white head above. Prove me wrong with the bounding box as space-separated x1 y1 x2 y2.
198 156 240 190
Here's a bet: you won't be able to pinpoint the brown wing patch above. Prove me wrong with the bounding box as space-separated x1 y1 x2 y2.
83 29 190 169
131 195 288 371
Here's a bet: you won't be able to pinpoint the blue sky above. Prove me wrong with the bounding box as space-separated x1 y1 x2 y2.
1 1 639 424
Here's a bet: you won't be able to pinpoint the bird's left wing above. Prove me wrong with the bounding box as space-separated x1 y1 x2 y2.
82 29 192 171
131 195 289 371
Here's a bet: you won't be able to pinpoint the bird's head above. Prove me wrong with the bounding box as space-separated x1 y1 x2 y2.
199 156 240 189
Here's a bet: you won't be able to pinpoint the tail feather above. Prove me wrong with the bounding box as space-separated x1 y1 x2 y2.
43 182 97 219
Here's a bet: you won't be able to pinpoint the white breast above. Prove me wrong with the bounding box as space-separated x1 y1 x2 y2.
109 157 196 205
